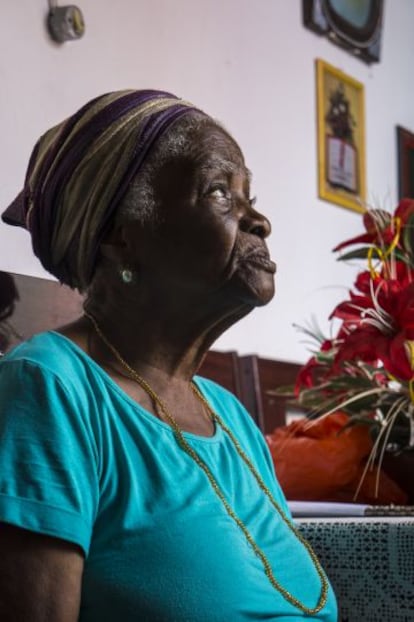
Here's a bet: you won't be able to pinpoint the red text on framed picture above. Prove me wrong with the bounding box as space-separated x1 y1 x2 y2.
316 59 366 213
397 126 414 200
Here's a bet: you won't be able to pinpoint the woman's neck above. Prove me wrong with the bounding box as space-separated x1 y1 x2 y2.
62 288 250 383
81 296 250 382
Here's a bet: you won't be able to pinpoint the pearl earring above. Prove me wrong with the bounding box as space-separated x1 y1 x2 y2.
121 269 133 284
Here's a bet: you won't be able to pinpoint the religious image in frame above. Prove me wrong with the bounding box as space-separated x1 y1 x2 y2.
316 59 366 213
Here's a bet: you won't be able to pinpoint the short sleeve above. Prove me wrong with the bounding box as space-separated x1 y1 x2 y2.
0 358 99 555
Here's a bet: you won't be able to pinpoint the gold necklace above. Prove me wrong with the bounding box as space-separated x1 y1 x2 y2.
84 311 328 615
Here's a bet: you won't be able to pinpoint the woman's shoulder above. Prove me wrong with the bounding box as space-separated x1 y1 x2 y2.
194 375 261 436
194 375 247 412
1 331 93 386
0 332 105 436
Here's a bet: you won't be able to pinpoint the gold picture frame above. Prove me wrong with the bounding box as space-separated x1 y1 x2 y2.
316 59 366 213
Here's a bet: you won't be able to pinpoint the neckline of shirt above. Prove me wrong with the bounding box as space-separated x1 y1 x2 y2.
47 330 224 444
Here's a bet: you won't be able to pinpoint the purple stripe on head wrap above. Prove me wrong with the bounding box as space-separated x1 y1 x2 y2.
30 91 180 268
29 95 103 210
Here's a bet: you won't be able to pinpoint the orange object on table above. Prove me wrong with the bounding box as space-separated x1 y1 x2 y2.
266 412 407 504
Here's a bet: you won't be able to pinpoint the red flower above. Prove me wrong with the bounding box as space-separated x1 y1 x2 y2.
395 197 414 223
295 356 320 392
333 199 414 254
331 276 414 381
333 209 392 252
293 199 414 464
295 339 334 393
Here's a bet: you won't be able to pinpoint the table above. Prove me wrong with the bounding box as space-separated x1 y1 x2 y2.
297 517 414 622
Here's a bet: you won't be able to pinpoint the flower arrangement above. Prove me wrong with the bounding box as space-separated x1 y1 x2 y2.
294 199 414 469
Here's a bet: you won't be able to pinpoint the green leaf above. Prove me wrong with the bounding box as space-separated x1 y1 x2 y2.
336 246 410 265
328 376 376 390
268 384 296 397
336 247 380 262
315 351 336 364
341 415 377 430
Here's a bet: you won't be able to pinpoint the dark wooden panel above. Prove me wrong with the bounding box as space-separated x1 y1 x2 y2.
199 351 269 429
198 350 242 397
240 355 303 433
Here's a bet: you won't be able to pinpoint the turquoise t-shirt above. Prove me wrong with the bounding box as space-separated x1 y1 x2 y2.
0 332 337 621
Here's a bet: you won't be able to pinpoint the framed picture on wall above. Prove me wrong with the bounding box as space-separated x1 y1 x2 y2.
316 59 366 213
397 126 414 200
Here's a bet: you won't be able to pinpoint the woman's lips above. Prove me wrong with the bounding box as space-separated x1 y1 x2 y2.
244 252 277 273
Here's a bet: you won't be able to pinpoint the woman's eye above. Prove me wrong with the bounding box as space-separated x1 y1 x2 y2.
209 187 229 200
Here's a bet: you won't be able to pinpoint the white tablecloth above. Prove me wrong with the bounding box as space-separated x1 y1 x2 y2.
297 518 414 622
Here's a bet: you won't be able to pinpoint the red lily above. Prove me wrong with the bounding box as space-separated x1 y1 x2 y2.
333 198 414 253
395 197 414 222
333 209 392 252
332 276 414 381
295 339 334 393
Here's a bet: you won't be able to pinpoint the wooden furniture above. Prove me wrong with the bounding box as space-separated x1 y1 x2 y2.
198 350 243 399
239 355 303 433
2 271 302 432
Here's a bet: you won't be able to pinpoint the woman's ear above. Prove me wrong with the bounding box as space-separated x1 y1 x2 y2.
99 220 150 271
99 224 129 263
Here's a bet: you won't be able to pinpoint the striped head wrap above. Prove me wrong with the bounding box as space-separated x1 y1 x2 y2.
2 90 205 290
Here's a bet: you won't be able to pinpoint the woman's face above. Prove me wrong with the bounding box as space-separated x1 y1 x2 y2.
125 122 276 308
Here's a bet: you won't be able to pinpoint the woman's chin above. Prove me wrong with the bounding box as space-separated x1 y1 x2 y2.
253 283 276 307
258 288 275 306
229 272 275 307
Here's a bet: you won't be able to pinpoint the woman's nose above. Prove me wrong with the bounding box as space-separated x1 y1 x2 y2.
240 204 271 239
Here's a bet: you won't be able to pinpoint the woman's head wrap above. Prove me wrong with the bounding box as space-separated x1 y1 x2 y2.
2 90 205 290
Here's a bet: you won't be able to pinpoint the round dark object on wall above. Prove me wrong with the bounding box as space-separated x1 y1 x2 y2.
47 5 85 43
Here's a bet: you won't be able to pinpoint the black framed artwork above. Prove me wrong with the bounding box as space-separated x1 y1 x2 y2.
303 0 384 64
397 126 414 201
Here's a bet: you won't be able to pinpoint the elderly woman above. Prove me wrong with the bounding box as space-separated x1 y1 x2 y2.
0 90 337 621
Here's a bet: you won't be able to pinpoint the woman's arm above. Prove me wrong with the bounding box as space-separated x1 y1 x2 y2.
0 524 84 622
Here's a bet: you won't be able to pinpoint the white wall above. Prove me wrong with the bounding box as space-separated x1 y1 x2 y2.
1 1 413 362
